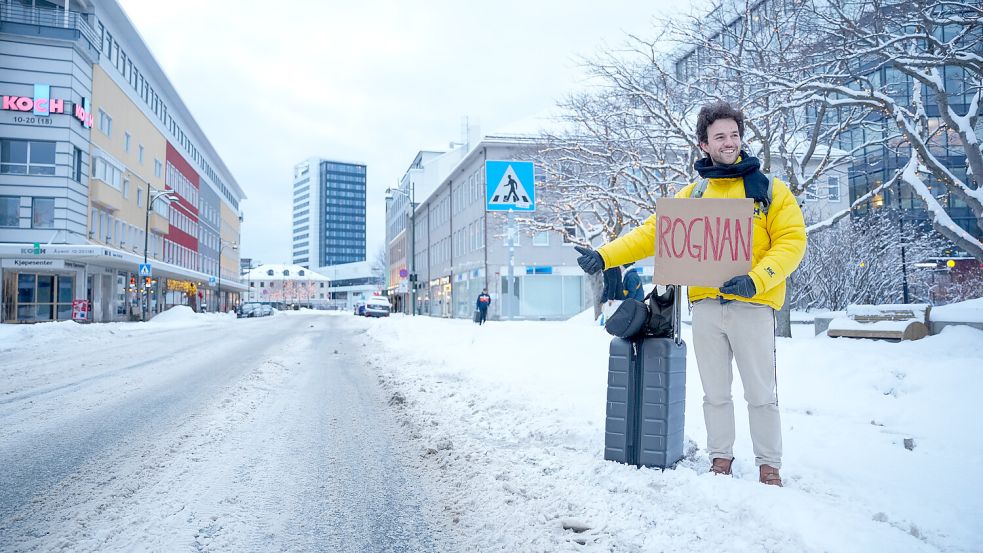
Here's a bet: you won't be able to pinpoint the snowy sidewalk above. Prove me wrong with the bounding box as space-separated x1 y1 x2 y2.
360 310 983 552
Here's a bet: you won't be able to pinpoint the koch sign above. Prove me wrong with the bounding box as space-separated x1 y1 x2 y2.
653 198 754 287
3 84 93 128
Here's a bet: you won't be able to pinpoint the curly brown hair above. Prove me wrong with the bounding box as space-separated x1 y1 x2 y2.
696 101 746 145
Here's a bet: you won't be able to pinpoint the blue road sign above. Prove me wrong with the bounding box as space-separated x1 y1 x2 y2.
486 160 535 212
139 263 152 277
209 276 216 285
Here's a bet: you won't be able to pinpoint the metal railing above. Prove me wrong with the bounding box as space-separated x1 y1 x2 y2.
0 3 99 54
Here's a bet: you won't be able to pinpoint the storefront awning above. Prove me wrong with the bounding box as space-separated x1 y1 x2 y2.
0 243 248 292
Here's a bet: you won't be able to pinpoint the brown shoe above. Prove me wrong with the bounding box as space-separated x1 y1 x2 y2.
759 464 783 487
710 457 733 476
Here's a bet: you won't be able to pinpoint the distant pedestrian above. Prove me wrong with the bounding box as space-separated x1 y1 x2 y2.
475 289 491 325
622 263 644 302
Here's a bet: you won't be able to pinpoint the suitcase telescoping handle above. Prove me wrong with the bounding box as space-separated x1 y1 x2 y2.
671 285 682 345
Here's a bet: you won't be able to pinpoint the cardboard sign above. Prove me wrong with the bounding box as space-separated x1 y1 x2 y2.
653 198 754 287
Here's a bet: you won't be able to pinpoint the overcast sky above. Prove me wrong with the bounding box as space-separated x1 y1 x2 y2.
117 1 684 265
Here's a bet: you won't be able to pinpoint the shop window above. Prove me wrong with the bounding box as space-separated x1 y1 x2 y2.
1 196 18 227
32 198 55 228
10 273 74 322
1 139 56 175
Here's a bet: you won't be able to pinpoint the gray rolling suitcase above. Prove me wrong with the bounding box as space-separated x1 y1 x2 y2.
604 285 686 469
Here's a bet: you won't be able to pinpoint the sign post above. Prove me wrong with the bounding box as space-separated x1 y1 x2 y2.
653 198 754 287
486 161 536 320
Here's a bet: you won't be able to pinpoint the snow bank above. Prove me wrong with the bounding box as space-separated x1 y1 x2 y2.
148 305 200 323
361 308 983 552
931 297 983 323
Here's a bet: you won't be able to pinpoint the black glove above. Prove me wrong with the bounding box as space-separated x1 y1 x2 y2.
574 245 605 275
719 275 757 298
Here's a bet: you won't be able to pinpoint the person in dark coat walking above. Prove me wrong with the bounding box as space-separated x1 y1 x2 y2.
622 263 644 302
475 289 491 325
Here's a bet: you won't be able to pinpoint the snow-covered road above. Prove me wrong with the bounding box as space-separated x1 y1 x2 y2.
0 310 450 552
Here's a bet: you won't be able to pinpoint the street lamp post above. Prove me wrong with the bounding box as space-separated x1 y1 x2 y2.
386 182 416 316
217 240 238 312
143 185 176 321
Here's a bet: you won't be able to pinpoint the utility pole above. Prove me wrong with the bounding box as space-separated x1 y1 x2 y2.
142 186 175 321
506 208 515 320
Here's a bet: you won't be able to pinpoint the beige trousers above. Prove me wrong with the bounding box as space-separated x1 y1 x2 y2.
692 299 781 468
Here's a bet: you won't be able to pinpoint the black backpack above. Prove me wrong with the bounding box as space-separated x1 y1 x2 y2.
604 287 676 340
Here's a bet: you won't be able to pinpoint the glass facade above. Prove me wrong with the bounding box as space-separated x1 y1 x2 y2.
2 271 75 322
319 161 366 266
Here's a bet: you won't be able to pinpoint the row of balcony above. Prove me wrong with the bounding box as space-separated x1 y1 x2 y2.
0 3 100 60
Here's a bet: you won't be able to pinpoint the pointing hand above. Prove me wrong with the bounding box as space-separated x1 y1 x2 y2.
574 246 605 275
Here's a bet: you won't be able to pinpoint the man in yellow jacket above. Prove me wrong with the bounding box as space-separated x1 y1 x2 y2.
575 101 806 486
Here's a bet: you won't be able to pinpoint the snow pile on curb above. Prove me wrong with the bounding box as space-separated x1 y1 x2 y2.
360 312 983 552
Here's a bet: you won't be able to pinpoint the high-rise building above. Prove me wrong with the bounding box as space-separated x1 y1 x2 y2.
291 158 366 268
0 0 246 323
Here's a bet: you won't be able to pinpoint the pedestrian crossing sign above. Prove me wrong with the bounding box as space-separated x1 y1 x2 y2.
139 263 152 277
485 160 535 212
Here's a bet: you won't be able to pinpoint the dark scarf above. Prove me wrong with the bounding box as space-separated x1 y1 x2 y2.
694 151 770 205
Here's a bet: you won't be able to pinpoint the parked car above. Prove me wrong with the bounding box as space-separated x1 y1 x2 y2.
237 303 261 318
237 303 274 318
364 297 391 318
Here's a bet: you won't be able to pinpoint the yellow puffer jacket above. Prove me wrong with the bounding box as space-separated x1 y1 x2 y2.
597 176 807 310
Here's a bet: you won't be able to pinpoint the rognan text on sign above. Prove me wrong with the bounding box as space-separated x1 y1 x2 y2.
653 198 754 287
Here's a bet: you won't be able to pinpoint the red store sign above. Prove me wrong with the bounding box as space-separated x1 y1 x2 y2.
2 83 93 128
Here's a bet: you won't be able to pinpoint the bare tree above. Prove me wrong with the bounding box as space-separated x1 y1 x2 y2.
791 209 950 310
782 0 983 259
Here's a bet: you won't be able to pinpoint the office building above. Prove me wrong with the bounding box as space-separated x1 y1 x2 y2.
292 158 366 268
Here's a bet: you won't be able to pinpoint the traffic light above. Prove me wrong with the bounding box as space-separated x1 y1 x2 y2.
130 276 136 286
144 276 152 288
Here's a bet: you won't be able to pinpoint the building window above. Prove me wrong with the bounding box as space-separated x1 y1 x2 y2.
32 198 55 228
1 196 19 227
154 159 162 177
124 132 131 153
122 177 130 199
533 231 549 246
138 144 144 163
92 157 123 190
73 147 83 182
1 139 56 175
137 187 144 208
827 176 840 202
13 273 74 322
98 109 112 137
